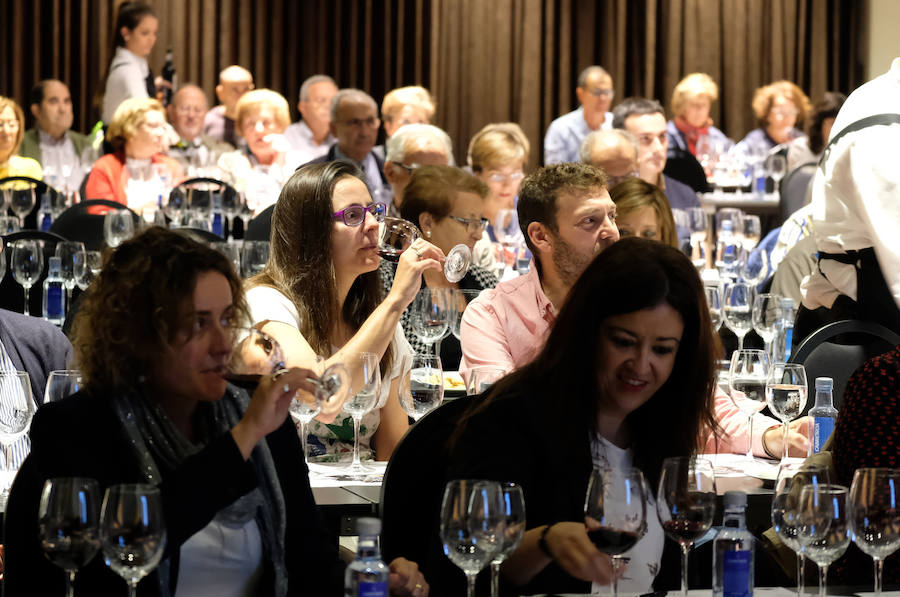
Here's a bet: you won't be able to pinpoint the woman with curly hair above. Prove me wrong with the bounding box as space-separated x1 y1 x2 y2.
736 80 812 156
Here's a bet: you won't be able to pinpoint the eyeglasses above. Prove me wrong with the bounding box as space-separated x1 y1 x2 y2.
487 171 524 184
390 161 422 175
175 106 205 116
449 216 489 234
0 120 20 132
585 88 615 98
332 202 386 227
338 117 380 128
606 170 640 188
770 107 799 118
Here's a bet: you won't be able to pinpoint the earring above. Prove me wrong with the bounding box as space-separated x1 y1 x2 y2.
425 230 432 238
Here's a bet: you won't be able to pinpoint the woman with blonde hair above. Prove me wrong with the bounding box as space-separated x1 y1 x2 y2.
667 73 731 157
737 80 812 155
381 86 436 138
609 177 678 249
0 96 42 180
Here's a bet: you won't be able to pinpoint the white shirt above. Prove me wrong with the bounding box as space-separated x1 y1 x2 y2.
37 129 81 191
103 46 150 123
216 149 304 215
0 339 31 470
175 519 263 597
283 120 334 164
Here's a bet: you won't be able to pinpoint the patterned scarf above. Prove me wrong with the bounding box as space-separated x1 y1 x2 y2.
674 116 711 156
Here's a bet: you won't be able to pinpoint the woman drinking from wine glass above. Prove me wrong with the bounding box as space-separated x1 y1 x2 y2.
2 226 430 596
379 165 498 369
245 160 445 463
439 237 719 596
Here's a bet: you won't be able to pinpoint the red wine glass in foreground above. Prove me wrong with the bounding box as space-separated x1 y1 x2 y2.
378 216 471 281
657 457 716 596
39 477 101 597
585 467 648 597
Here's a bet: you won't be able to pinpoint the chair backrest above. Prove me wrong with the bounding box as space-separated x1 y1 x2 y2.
245 204 274 241
788 319 900 411
663 148 711 193
779 161 816 223
49 200 139 251
0 230 68 315
178 226 224 243
169 177 237 212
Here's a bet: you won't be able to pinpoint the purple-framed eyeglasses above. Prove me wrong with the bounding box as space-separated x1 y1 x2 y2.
332 202 387 227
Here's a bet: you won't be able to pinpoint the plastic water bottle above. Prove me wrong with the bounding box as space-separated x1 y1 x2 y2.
772 297 796 362
42 256 65 326
345 517 389 597
211 194 225 237
715 220 740 279
38 193 53 231
808 377 838 455
713 491 754 597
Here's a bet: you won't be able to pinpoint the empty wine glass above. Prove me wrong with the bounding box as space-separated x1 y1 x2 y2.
39 477 101 597
44 369 83 403
466 365 507 396
737 248 768 287
0 214 19 235
212 241 242 277
343 352 381 475
724 282 753 350
765 363 808 462
797 484 851 597
490 482 526 597
771 461 831 597
290 359 351 463
240 240 269 278
444 243 472 283
220 188 244 241
741 215 762 250
705 284 723 331
440 479 505 597
11 240 44 315
729 349 770 460
450 289 482 340
55 241 86 310
766 154 788 189
848 468 900 595
0 371 36 507
103 209 135 248
100 483 166 597
164 189 186 226
76 250 103 291
586 467 648 597
399 354 444 421
227 326 286 378
9 186 36 228
378 216 419 262
657 457 716 596
752 292 783 361
687 207 709 269
410 288 453 353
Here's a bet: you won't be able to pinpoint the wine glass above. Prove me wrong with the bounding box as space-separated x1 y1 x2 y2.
440 479 505 597
848 468 900 595
657 457 716 596
737 247 768 287
103 209 135 248
766 154 788 190
740 215 762 250
164 189 186 227
9 186 36 228
0 237 5 284
449 289 482 340
728 349 770 460
378 216 419 262
399 354 444 421
410 288 453 353
466 366 507 396
586 467 648 597
11 240 44 315
765 363 808 462
796 484 851 597
771 461 831 597
100 483 166 597
724 282 753 350
290 359 351 463
490 482 526 597
220 188 244 241
76 250 103 290
752 292 783 361
705 284 723 331
0 214 20 235
44 369 83 403
55 241 86 310
227 326 286 377
343 352 381 475
38 477 102 597
687 207 709 269
444 243 472 283
0 371 36 507
240 240 269 277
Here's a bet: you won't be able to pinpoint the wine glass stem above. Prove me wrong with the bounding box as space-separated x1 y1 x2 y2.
746 414 754 460
874 557 883 595
818 564 828 597
680 543 691 596
300 420 309 464
65 571 76 597
466 573 477 597
764 338 773 362
352 416 362 468
611 556 621 597
737 333 745 351
490 560 500 597
796 553 804 597
128 580 139 597
226 214 235 241
781 421 790 461
22 285 30 316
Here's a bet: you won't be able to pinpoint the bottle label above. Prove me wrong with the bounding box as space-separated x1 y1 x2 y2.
356 581 388 597
723 551 752 597
212 213 224 236
40 213 52 232
813 417 835 453
47 286 64 318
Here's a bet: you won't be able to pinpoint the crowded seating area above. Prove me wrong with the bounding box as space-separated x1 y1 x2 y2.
0 1 897 595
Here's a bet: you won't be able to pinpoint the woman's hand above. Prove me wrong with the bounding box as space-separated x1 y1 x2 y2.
231 368 319 459
762 417 810 458
386 239 444 309
388 557 428 596
542 522 616 585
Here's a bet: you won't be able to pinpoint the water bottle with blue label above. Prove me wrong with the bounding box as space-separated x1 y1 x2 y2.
42 256 65 326
345 517 389 597
713 491 754 597
808 377 837 455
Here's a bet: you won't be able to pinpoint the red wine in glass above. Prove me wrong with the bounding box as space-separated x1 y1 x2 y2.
378 248 403 262
587 528 641 556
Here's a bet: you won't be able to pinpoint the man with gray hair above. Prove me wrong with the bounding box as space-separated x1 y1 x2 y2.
383 123 454 217
166 84 233 171
284 74 338 163
306 88 388 194
579 129 639 189
544 65 615 165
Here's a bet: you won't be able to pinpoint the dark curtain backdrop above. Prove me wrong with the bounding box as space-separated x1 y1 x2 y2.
2 0 863 168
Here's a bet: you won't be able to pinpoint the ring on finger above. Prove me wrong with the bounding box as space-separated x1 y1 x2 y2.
413 247 423 260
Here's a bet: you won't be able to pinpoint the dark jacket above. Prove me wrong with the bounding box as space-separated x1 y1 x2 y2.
306 144 389 187
0 308 73 402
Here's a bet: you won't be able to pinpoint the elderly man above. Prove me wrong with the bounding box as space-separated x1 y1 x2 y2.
579 129 639 188
382 123 453 217
543 66 615 165
306 88 388 194
203 65 254 147
284 74 338 163
166 84 233 171
20 80 91 189
612 97 699 210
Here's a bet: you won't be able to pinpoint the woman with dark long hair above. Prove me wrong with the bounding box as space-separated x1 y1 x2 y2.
101 1 161 123
443 237 718 595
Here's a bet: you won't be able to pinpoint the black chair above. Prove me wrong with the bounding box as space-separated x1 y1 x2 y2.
245 204 274 241
788 319 900 412
179 226 225 243
0 176 61 231
1 230 68 316
170 177 238 236
779 161 817 223
664 148 711 193
50 200 139 251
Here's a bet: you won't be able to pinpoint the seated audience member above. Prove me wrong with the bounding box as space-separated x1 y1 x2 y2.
167 84 234 173
381 86 436 139
379 166 497 370
245 161 445 462
383 123 453 217
306 89 390 196
735 80 811 156
667 73 731 157
544 66 615 165
85 97 183 211
203 65 255 148
284 74 338 163
100 1 160 124
217 89 303 215
580 128 639 188
20 80 92 190
612 98 700 210
0 96 42 180
785 91 846 170
443 238 718 595
609 177 678 248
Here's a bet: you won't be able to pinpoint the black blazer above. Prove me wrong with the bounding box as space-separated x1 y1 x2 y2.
0 308 73 403
305 144 389 187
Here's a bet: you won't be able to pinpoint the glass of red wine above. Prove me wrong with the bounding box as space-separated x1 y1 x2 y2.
656 457 716 596
584 467 648 597
378 216 471 281
38 477 102 597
